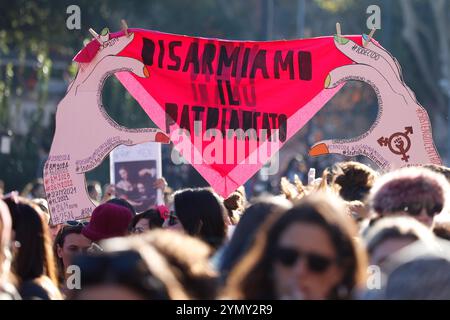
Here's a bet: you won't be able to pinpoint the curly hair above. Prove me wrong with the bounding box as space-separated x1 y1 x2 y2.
333 161 378 202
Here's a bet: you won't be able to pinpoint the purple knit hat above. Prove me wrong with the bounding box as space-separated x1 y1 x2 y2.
369 167 450 215
82 203 133 242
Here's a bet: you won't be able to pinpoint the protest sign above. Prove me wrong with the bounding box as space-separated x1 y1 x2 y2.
110 142 163 213
44 27 441 224
104 29 439 196
112 30 354 197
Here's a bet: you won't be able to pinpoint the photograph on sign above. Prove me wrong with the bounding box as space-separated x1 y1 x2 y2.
110 142 163 213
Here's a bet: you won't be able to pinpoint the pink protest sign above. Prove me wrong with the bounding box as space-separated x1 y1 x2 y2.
45 28 441 224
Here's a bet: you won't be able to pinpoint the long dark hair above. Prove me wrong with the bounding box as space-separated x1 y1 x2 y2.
53 225 84 283
226 193 367 300
218 197 292 282
174 188 226 250
5 198 58 286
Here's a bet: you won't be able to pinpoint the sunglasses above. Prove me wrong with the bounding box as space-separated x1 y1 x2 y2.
275 247 335 273
397 201 443 218
64 220 88 227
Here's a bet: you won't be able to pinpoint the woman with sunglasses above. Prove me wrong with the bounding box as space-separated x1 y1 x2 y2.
225 193 367 300
369 167 450 228
53 221 92 296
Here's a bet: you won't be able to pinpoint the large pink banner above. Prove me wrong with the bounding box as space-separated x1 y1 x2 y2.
75 29 362 197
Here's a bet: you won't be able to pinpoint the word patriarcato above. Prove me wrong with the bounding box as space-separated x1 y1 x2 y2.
66 5 81 30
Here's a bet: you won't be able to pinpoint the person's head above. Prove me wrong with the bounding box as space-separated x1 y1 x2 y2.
218 196 292 281
226 192 367 300
140 229 217 299
70 236 189 300
118 167 128 180
173 188 226 250
136 182 146 194
106 198 136 217
53 222 92 282
5 197 58 287
369 167 450 227
130 209 165 234
364 216 437 268
87 181 102 202
0 200 12 284
81 203 133 242
332 161 377 202
223 192 245 225
367 240 450 299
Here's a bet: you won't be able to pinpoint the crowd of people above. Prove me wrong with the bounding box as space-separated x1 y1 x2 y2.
1 160 450 300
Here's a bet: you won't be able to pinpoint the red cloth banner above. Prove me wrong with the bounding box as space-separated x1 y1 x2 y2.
75 29 362 197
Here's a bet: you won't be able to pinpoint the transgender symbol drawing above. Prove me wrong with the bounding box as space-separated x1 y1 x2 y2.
377 126 413 163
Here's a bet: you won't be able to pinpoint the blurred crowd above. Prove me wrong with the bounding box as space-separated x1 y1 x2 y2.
2 160 450 300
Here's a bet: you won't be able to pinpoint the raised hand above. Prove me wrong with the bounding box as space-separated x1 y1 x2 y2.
44 29 169 224
309 34 441 170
